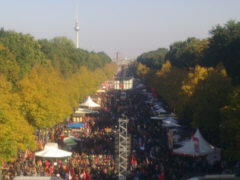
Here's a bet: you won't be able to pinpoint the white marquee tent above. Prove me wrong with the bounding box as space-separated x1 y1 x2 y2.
35 143 72 158
173 129 217 156
74 107 99 114
162 120 181 128
79 96 100 108
162 117 178 124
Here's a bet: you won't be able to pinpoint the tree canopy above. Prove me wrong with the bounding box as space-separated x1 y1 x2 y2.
134 20 240 160
202 20 240 84
0 29 116 163
137 48 168 69
165 37 209 68
0 28 47 79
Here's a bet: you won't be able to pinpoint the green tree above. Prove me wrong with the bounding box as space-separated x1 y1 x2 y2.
220 87 240 160
0 28 46 79
38 37 112 75
165 37 208 68
203 20 240 84
137 48 168 69
0 45 20 83
97 52 112 65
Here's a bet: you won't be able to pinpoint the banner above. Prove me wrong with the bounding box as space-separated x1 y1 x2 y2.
168 130 173 150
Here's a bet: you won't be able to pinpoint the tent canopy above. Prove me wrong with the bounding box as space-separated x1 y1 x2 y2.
173 129 216 156
97 89 106 93
74 108 99 115
162 117 178 123
162 121 181 128
35 143 72 158
66 123 84 129
64 136 80 146
79 96 100 108
150 116 165 120
155 108 166 113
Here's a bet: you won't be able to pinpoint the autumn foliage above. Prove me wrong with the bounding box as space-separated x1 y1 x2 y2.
135 20 240 160
0 29 117 163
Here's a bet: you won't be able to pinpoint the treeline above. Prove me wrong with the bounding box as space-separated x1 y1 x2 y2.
134 20 240 160
0 29 117 163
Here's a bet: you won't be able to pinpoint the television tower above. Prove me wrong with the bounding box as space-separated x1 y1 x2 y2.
74 7 80 48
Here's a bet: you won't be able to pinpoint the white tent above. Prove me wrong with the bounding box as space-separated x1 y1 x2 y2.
64 136 80 146
79 96 100 108
151 113 177 120
74 108 99 114
35 143 72 158
173 129 217 156
162 117 178 124
150 116 165 120
155 108 166 113
162 120 181 128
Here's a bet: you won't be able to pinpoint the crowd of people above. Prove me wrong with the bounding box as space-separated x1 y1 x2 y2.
121 86 240 179
2 91 118 180
1 78 240 180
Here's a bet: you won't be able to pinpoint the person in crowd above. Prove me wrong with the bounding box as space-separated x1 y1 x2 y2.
2 87 239 180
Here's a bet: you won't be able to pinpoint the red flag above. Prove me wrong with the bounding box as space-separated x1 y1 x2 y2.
192 136 199 153
131 154 135 165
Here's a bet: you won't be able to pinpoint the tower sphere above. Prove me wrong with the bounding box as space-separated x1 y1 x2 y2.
75 24 80 31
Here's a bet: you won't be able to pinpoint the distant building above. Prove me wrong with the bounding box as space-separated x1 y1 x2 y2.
116 52 120 62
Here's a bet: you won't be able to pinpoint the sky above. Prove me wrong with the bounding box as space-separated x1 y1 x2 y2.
0 0 240 59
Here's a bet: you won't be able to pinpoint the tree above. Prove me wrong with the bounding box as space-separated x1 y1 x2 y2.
181 65 210 96
137 48 168 69
165 38 208 68
0 29 46 79
102 62 117 78
0 29 117 162
0 45 20 83
220 87 240 160
87 53 103 70
132 20 240 160
17 64 71 128
0 75 35 163
203 20 240 84
185 66 232 145
135 63 150 81
97 52 112 65
155 65 187 112
155 60 171 77
38 37 112 76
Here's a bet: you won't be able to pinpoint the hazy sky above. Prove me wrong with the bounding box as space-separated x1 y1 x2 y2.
0 0 240 59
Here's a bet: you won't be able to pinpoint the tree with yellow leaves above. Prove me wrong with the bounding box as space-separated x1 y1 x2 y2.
17 64 72 128
135 63 150 80
185 66 232 145
181 65 210 96
0 75 35 163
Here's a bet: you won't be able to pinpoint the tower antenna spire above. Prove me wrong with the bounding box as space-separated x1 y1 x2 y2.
74 3 80 48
